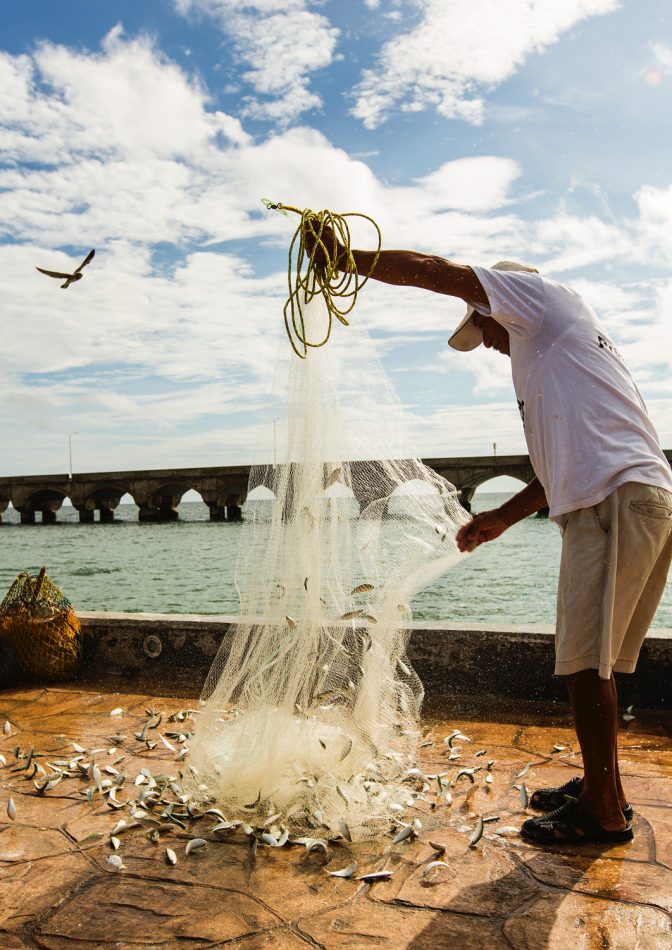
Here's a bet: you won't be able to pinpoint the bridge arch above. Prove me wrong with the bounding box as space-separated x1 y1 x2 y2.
134 481 194 522
19 488 67 524
77 483 129 523
246 485 276 501
458 464 534 510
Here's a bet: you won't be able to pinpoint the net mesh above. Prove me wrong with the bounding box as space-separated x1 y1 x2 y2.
185 296 469 837
0 568 82 679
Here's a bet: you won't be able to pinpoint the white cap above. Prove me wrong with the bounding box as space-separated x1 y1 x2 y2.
448 260 539 351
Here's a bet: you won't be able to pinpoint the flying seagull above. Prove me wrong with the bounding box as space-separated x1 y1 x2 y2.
36 249 95 288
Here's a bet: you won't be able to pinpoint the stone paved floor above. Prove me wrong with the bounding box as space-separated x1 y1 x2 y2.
1 685 671 949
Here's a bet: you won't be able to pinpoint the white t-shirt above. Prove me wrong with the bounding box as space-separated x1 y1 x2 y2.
469 266 672 519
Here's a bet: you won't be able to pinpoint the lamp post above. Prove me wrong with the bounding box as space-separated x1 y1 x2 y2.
68 432 78 480
273 418 279 467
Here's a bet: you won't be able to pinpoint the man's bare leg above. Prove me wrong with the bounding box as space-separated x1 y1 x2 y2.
563 669 628 830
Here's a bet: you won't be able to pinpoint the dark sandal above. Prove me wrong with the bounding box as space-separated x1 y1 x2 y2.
529 778 633 821
521 799 634 845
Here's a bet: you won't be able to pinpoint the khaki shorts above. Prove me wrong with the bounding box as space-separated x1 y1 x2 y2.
556 482 672 679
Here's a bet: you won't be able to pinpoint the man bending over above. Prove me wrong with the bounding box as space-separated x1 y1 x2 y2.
307 224 672 844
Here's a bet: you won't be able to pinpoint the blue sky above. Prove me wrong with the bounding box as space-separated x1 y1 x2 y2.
1 0 671 483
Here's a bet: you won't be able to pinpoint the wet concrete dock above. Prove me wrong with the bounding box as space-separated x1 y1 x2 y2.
1 684 671 948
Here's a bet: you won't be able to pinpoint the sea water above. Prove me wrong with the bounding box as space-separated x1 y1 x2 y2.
0 493 670 627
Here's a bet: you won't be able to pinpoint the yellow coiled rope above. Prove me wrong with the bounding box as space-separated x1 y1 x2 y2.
262 200 381 359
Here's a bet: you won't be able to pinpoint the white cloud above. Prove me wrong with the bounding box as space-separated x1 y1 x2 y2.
0 26 534 274
0 27 249 167
565 278 643 324
532 214 631 272
635 184 672 265
411 157 521 213
651 42 672 74
174 0 339 123
352 0 619 128
0 24 670 474
407 401 527 457
434 343 517 397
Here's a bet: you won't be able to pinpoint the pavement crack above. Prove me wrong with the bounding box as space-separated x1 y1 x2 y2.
106 899 176 918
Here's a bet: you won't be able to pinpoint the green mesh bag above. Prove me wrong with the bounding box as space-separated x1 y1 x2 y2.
0 568 82 679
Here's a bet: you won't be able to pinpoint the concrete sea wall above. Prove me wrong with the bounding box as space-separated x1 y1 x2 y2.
73 612 672 708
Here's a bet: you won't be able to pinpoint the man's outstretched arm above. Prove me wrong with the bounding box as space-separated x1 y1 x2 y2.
305 220 489 308
348 248 489 307
456 477 548 552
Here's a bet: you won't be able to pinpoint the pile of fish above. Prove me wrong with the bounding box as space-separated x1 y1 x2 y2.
0 706 583 881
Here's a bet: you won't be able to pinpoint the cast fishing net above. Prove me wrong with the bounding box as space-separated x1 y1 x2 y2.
184 206 470 838
0 567 82 679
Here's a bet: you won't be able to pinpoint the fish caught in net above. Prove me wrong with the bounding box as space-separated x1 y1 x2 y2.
0 567 82 679
184 286 470 838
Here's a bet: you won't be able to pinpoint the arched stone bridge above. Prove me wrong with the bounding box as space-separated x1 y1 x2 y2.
0 451 669 523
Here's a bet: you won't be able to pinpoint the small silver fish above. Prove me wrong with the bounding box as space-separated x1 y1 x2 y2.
455 769 476 784
325 466 342 488
515 763 531 779
339 739 353 762
339 820 352 842
518 783 529 808
35 775 63 795
351 584 374 595
7 797 17 820
107 854 125 871
428 840 446 854
495 826 520 837
392 824 414 844
357 870 392 882
422 860 451 877
336 785 349 805
469 816 484 847
338 610 363 621
166 848 177 865
286 615 297 629
2 722 11 736
185 838 207 855
397 658 412 677
298 837 329 857
328 861 356 878
110 836 121 850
